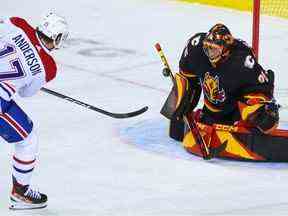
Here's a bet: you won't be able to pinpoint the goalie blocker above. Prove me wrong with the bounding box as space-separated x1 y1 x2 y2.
160 72 201 141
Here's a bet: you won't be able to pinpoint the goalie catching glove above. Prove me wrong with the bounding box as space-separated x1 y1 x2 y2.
246 100 280 133
238 96 280 134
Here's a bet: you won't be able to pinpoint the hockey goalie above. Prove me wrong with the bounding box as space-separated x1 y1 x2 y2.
160 23 288 162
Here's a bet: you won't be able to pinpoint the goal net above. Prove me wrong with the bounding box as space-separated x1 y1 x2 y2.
253 0 288 58
260 0 288 18
252 0 288 112
180 0 288 114
180 0 288 57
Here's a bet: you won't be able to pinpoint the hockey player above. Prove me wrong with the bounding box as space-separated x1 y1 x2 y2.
0 12 68 209
165 23 280 143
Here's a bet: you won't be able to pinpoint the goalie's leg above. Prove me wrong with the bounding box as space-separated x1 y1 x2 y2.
169 119 185 141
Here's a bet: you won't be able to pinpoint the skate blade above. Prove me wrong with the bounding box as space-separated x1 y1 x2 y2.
9 199 47 210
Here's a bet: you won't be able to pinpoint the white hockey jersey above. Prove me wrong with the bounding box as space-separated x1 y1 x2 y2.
0 17 57 100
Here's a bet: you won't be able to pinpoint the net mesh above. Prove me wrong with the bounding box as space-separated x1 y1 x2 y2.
261 0 288 19
180 0 288 19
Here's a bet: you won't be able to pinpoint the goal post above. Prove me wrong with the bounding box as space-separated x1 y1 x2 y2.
252 0 260 59
252 0 288 59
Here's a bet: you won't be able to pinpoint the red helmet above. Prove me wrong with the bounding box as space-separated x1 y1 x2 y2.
203 23 234 64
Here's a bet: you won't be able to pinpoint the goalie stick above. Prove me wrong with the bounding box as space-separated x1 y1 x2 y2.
41 87 148 119
154 43 212 159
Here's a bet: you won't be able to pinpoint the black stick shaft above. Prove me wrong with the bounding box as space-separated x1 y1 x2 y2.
41 87 148 119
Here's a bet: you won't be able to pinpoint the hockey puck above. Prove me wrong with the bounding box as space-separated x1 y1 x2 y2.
162 68 170 77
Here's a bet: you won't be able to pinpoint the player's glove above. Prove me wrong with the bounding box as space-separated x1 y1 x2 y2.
171 73 201 120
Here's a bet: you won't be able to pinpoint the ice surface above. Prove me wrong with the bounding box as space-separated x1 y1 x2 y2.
1 0 288 215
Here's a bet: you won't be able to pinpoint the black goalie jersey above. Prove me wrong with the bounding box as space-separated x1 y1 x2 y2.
179 33 275 125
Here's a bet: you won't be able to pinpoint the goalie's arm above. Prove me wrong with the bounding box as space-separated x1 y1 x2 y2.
237 69 279 134
173 32 205 119
238 94 279 134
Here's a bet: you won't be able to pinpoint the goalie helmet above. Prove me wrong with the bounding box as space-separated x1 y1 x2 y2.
37 11 69 49
203 23 234 64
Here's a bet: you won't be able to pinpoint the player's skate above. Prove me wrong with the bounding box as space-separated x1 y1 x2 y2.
9 180 47 210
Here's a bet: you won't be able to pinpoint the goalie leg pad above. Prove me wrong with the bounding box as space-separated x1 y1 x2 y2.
169 119 185 141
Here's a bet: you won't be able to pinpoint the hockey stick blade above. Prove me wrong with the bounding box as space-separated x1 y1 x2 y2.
41 87 148 119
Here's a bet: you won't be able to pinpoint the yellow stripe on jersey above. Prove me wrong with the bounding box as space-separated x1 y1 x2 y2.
180 71 197 78
243 94 270 104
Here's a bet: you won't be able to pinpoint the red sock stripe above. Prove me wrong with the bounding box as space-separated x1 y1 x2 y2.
0 113 29 139
13 156 35 165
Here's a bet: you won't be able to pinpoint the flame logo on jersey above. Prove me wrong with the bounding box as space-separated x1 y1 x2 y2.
202 72 226 104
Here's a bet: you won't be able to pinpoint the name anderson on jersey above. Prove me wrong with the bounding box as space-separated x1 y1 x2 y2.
12 34 42 76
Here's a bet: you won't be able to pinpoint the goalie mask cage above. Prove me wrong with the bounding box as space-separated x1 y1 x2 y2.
253 0 288 59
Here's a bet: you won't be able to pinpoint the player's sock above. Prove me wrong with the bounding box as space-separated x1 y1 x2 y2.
12 155 36 185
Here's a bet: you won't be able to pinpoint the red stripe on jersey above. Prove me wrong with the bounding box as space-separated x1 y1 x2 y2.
0 113 29 139
204 98 222 113
13 156 36 165
2 81 16 93
9 17 57 82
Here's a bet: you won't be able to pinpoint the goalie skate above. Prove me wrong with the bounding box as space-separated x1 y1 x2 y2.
9 183 47 210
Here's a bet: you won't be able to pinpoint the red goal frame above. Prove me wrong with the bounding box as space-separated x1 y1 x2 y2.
252 0 260 59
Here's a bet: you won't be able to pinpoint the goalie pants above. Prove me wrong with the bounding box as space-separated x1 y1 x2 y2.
200 106 241 125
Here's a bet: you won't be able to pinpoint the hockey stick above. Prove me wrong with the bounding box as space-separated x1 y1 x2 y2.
154 43 211 160
41 87 148 119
